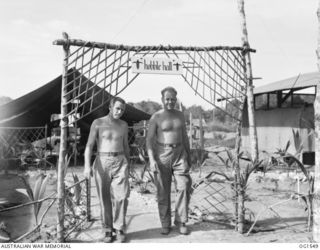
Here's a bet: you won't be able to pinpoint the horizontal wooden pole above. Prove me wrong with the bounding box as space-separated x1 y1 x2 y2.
53 39 256 53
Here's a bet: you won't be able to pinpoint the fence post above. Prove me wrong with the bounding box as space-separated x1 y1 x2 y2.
143 120 147 138
44 124 48 170
74 121 77 166
313 1 320 241
86 178 91 221
238 0 258 162
189 113 193 148
199 111 204 150
57 32 70 242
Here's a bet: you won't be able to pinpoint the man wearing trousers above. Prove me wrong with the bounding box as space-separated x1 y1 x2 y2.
146 86 192 235
83 96 130 243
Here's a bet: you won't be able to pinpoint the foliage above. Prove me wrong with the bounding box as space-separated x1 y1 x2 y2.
1 139 54 171
212 99 242 123
19 173 50 224
183 105 213 122
292 129 304 158
72 173 81 206
130 147 153 193
273 130 314 230
215 150 263 187
18 141 54 170
130 101 162 114
64 153 85 220
206 121 236 133
0 221 10 242
213 149 263 230
274 129 307 172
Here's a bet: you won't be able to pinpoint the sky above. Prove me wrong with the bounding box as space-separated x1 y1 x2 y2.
0 0 318 109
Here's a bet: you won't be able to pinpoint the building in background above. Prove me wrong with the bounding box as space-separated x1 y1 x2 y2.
241 72 320 165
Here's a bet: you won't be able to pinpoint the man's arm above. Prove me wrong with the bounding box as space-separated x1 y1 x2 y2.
146 114 158 172
123 122 130 163
84 119 98 178
181 113 191 166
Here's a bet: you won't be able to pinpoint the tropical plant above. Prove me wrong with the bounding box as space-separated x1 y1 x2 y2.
211 149 263 232
129 147 153 193
0 221 10 242
63 153 86 223
274 137 314 231
20 173 50 224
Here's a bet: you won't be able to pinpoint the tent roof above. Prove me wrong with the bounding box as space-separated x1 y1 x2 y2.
0 71 150 129
254 72 320 95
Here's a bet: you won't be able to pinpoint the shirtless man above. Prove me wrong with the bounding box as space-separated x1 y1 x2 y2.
83 97 130 243
146 86 192 235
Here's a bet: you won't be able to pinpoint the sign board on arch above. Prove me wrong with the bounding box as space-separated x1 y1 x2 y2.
131 56 183 75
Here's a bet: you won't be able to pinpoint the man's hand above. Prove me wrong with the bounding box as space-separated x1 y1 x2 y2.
83 165 93 179
149 159 159 173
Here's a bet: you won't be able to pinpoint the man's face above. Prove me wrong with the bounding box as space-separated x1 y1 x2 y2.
162 91 177 110
110 101 125 119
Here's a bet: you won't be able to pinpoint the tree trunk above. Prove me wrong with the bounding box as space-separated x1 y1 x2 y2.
313 2 320 241
238 0 259 162
57 32 70 243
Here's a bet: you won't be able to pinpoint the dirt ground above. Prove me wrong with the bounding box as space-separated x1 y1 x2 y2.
0 152 314 243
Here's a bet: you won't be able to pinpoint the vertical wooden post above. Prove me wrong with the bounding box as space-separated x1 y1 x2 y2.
314 84 320 240
74 121 77 166
313 1 320 241
199 110 204 150
86 178 91 221
44 124 48 171
143 120 147 137
57 32 70 242
189 113 193 148
238 0 259 162
234 119 242 232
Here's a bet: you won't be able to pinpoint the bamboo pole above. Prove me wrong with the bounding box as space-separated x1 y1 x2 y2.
199 110 204 150
44 124 48 171
56 32 70 242
143 120 147 138
238 0 259 162
233 120 240 232
86 178 91 222
189 113 193 148
313 0 320 242
73 117 78 166
53 39 256 53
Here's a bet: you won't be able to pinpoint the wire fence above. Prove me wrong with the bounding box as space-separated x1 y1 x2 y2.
0 126 48 170
0 175 90 243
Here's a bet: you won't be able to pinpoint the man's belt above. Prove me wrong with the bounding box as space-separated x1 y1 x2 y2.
157 141 182 148
98 152 124 156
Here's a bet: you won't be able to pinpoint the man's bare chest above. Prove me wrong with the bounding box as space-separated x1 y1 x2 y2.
159 118 183 132
98 126 124 140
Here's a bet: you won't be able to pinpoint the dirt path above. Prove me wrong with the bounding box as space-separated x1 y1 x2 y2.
69 174 312 243
0 167 313 243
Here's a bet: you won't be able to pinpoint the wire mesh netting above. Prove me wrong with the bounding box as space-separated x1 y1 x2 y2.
53 38 250 123
0 127 47 159
190 174 233 219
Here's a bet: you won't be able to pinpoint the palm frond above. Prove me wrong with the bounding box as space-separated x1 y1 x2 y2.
72 173 82 205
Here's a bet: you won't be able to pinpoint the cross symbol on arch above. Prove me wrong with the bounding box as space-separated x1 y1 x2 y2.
173 61 182 71
132 58 142 69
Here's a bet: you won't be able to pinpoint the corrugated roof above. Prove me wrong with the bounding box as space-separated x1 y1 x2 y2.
254 72 320 95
